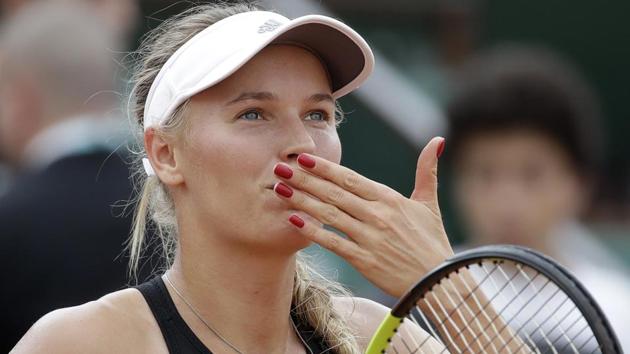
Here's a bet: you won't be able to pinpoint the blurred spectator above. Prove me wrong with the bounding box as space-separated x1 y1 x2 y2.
0 163 8 196
0 3 139 351
1 0 139 47
0 49 8 197
445 45 630 350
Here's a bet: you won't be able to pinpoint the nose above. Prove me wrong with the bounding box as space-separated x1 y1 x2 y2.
278 118 317 162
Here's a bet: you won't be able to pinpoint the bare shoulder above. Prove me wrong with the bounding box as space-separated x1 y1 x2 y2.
11 288 166 354
332 296 443 352
332 296 390 349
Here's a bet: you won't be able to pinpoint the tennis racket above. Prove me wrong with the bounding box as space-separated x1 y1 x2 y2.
365 245 622 354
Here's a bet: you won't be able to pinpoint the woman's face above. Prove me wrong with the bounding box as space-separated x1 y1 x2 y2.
169 44 341 252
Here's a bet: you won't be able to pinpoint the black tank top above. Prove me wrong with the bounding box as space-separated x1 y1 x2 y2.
135 276 329 353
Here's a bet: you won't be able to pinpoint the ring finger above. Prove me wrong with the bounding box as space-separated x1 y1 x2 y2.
273 162 376 223
273 181 369 244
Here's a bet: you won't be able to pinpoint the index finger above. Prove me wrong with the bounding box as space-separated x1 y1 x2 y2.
296 153 385 201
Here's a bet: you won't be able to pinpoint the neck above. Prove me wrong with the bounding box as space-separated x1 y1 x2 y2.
167 228 301 353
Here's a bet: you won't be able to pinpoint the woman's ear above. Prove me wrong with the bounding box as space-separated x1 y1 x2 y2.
144 128 185 186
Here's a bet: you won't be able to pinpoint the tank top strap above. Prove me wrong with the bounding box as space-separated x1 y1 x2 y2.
290 311 329 353
135 276 331 353
136 276 212 353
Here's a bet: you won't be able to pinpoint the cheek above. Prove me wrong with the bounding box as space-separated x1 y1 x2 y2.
312 128 341 164
185 132 265 185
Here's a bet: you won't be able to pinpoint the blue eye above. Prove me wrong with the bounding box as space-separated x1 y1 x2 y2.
305 111 327 121
239 110 262 121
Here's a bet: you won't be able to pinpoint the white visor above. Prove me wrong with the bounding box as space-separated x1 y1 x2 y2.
143 10 375 131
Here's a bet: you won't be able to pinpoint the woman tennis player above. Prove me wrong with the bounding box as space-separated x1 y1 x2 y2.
13 3 453 353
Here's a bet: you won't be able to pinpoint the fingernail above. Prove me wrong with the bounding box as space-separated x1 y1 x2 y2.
274 163 293 179
289 214 305 228
437 138 446 158
274 182 293 198
297 154 316 168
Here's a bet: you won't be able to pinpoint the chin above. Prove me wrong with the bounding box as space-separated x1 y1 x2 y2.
255 200 319 251
241 219 311 255
276 221 314 249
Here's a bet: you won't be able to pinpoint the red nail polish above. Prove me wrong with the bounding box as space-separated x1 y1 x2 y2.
274 164 293 179
289 214 305 228
436 138 446 158
297 154 316 168
274 182 293 198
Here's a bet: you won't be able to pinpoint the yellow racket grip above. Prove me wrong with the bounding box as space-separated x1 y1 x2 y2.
365 313 404 354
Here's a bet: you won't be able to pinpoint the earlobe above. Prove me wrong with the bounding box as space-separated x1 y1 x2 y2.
144 128 185 186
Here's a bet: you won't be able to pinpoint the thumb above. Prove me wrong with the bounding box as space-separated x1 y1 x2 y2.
410 136 445 205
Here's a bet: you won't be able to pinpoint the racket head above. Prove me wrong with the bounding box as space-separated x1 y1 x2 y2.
366 245 622 354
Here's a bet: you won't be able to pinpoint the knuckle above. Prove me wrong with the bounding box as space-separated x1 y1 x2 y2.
373 215 390 230
296 172 309 189
342 172 360 191
374 185 395 204
305 224 318 239
326 235 340 251
321 205 340 225
291 192 305 206
382 189 400 204
326 187 345 204
431 166 438 179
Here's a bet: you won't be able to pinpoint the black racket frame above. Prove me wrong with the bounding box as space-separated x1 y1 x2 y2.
390 244 622 354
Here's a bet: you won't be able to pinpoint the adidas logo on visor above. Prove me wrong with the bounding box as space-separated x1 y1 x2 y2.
257 19 281 33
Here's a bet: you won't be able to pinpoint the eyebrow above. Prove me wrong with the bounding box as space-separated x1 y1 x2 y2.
226 91 278 106
307 93 334 104
226 91 334 106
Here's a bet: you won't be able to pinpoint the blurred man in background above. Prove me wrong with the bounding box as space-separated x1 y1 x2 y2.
0 3 140 351
445 45 630 350
0 49 8 197
1 0 139 47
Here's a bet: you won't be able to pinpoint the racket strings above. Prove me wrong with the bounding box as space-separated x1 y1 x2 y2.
409 264 508 353
433 263 538 353
485 264 559 353
482 263 539 352
405 264 521 354
435 277 496 352
388 260 601 354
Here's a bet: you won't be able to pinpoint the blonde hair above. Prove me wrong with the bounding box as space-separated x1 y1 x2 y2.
126 3 358 353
